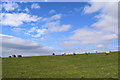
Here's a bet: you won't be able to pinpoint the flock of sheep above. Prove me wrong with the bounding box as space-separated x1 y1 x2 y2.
8 51 111 58
9 54 22 58
52 51 111 56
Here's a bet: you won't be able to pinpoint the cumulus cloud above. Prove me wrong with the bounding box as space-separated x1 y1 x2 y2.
49 10 56 14
44 0 118 2
70 28 117 44
44 0 48 2
31 3 40 9
9 13 70 38
1 34 52 57
23 8 29 13
1 13 41 26
42 14 62 22
61 2 118 51
26 27 47 38
42 21 72 32
84 2 118 34
84 2 105 14
41 14 71 33
11 28 25 33
2 2 19 11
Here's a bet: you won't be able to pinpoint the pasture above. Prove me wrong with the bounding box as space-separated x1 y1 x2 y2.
2 52 118 78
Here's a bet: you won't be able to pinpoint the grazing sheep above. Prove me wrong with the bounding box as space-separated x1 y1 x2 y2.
105 52 110 55
17 55 22 57
61 53 64 56
9 54 23 58
84 52 88 55
61 52 66 56
12 54 16 57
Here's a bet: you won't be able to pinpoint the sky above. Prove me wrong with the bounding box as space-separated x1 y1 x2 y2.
0 1 118 57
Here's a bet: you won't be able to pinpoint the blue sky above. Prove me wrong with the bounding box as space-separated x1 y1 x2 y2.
0 2 118 57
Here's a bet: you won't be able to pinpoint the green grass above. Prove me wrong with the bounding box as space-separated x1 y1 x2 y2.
0 58 2 79
2 52 118 78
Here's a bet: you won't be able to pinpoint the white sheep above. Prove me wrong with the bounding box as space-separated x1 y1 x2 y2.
105 52 110 55
83 52 88 55
61 52 66 55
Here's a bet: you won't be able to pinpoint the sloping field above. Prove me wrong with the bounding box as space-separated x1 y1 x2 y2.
2 52 118 78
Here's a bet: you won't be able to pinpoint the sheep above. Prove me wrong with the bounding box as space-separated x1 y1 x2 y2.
84 52 88 55
105 52 110 55
12 54 16 57
9 54 23 58
61 53 64 56
61 52 66 56
61 52 76 56
17 54 22 57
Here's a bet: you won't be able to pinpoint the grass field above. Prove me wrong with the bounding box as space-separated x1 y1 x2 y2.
2 52 118 78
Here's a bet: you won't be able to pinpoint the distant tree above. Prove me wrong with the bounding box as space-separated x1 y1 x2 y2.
88 52 90 54
95 51 98 53
73 53 76 55
52 53 55 55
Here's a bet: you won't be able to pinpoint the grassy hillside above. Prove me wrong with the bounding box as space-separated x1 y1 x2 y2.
2 52 118 78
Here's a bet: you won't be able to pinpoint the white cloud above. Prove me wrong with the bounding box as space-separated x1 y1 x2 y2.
23 8 29 12
96 44 105 48
28 27 38 33
31 3 40 9
42 14 62 22
49 10 56 14
26 27 47 38
44 0 48 2
84 2 105 14
41 14 70 32
42 21 72 32
43 0 119 2
88 0 119 2
0 4 2 11
61 2 118 51
24 14 70 37
11 28 25 33
2 2 19 11
92 14 118 33
1 34 52 57
32 29 47 38
69 28 117 45
1 13 41 26
86 2 118 34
